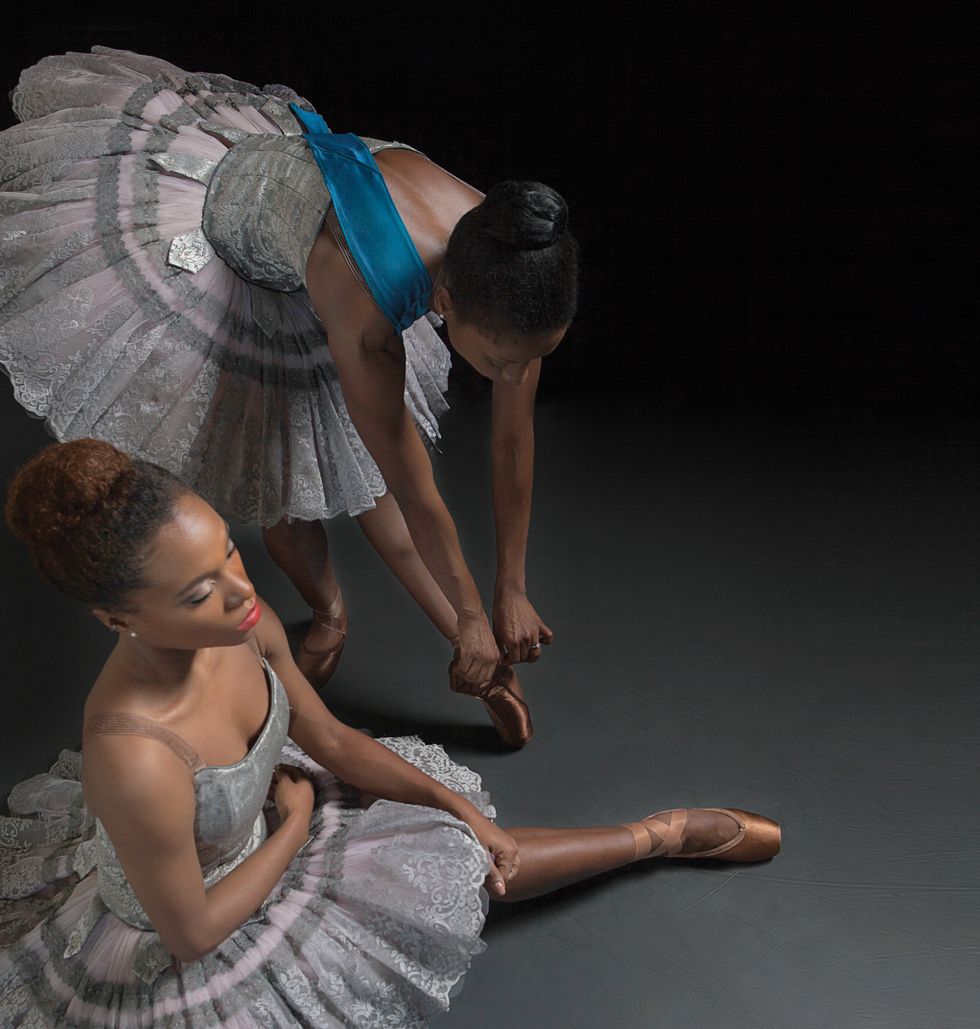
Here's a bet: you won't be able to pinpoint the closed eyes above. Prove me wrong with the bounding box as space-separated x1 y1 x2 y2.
185 539 237 606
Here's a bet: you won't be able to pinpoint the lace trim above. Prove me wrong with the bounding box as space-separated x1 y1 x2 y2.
83 714 205 772
0 53 450 525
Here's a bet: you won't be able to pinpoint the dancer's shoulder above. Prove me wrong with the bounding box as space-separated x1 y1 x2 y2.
250 595 288 661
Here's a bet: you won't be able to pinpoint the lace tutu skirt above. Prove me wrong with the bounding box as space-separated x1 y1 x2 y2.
0 737 492 1027
0 47 450 525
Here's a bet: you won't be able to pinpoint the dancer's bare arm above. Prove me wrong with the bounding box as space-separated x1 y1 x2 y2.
255 603 518 893
306 250 497 685
83 741 312 962
491 360 554 664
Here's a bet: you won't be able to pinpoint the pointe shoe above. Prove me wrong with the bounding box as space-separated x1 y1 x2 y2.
449 660 534 747
623 808 781 863
296 593 348 691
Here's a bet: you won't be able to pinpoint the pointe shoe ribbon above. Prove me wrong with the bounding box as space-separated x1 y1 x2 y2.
449 654 534 748
624 808 781 863
296 596 348 691
302 606 348 648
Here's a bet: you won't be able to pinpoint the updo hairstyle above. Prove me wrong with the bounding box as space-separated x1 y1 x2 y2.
443 181 578 336
5 439 188 610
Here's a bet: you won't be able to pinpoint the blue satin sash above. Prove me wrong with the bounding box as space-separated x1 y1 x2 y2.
290 104 432 334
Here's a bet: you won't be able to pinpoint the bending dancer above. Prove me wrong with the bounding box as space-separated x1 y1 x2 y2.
0 440 780 1027
0 47 579 745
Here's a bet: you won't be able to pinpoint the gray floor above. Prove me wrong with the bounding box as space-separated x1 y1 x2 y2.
1 377 977 1028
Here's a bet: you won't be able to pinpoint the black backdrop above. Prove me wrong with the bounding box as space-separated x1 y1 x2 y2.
1 3 974 410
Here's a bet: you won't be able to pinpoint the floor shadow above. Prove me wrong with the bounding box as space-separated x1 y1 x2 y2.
483 859 666 933
324 699 518 755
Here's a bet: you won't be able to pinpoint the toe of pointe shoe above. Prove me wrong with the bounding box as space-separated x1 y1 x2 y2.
483 666 534 747
297 600 348 692
481 697 534 748
296 641 345 692
449 663 534 747
716 808 781 862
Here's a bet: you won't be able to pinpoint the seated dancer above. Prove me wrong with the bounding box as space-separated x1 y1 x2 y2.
0 440 781 1027
0 47 579 745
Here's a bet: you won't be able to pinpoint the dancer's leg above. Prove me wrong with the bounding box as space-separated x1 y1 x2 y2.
262 518 341 611
262 519 347 685
498 810 775 902
498 826 637 901
355 492 456 639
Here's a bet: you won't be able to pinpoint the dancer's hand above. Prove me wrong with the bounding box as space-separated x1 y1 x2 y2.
472 817 520 896
455 613 502 686
493 590 554 665
272 764 314 827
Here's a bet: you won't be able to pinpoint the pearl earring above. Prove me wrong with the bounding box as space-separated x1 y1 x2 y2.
129 631 138 639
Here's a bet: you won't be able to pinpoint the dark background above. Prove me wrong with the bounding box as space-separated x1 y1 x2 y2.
2 3 974 409
1 5 977 1027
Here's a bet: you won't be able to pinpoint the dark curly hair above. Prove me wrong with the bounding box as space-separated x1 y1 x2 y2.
5 439 188 610
443 181 579 336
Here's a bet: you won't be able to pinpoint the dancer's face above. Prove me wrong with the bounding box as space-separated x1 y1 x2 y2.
445 315 567 386
101 493 261 649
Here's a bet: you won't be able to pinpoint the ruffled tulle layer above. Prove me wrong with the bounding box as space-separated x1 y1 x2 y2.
0 737 492 1027
0 47 450 525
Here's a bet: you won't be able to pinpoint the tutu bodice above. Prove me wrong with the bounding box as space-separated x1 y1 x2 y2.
198 123 421 302
84 660 290 932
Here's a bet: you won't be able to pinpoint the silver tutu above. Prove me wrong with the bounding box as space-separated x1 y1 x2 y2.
0 660 493 1026
0 47 450 525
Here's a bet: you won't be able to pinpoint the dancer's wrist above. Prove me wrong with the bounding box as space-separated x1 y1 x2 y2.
278 812 314 856
433 787 483 826
494 577 527 599
456 607 487 626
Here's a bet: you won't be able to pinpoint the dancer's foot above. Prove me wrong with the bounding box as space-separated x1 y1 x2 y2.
449 659 534 748
296 592 348 691
623 808 780 863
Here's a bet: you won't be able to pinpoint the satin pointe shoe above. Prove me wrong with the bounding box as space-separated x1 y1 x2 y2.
623 808 781 863
296 593 348 691
449 659 534 748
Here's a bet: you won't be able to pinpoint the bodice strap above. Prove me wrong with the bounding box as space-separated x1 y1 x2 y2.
83 713 206 772
289 103 433 334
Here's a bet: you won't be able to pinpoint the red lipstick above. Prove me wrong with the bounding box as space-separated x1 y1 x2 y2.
236 602 262 632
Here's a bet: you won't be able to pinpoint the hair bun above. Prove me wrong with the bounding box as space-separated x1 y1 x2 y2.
479 181 569 250
6 439 134 547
